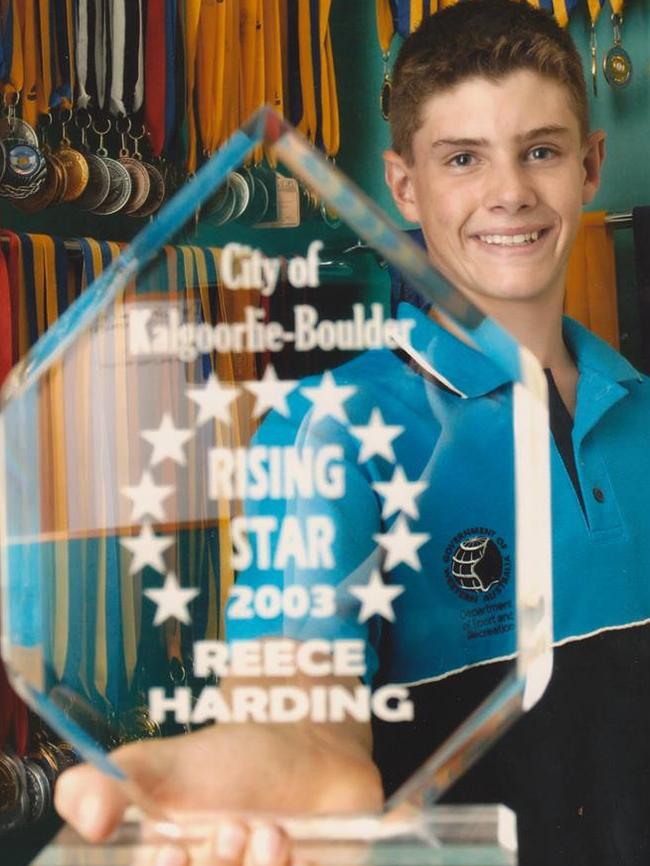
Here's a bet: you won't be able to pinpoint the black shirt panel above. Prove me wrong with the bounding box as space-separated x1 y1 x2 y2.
545 368 587 517
372 624 650 866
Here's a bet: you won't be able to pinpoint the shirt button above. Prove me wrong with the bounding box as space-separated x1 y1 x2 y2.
592 487 605 503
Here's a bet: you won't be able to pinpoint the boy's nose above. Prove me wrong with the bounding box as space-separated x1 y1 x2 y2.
484 161 538 213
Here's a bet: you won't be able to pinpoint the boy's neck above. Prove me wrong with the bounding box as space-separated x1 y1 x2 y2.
470 293 575 372
473 293 579 415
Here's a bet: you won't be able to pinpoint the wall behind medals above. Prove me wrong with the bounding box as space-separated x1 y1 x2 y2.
332 2 650 369
0 2 649 365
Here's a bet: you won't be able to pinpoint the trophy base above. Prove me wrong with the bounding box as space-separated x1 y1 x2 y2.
31 805 517 865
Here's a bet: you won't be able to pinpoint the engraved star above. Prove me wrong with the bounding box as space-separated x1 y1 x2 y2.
349 569 405 623
301 371 357 424
186 373 240 427
141 412 194 467
349 408 404 463
120 523 175 575
243 364 298 419
121 470 174 522
372 466 428 520
144 572 200 626
374 515 430 571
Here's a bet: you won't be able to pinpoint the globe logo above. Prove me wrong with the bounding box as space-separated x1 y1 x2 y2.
451 536 503 593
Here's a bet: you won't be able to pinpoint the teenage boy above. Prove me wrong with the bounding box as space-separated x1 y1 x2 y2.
55 3 650 866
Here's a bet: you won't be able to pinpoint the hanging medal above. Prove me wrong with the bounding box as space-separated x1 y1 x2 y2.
603 6 632 89
376 0 396 121
587 0 604 96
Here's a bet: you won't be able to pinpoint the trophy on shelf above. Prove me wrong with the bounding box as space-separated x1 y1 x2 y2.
0 109 552 865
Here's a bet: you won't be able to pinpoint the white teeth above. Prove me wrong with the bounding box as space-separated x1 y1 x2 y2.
477 230 541 246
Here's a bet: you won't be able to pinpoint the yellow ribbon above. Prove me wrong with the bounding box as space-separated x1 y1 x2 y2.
182 0 201 174
376 0 394 56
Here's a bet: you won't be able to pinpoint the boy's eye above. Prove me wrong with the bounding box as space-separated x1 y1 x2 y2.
528 146 556 160
448 153 476 167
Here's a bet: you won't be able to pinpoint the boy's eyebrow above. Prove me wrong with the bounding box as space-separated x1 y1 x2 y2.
431 126 571 149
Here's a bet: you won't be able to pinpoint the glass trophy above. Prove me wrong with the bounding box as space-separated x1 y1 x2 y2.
0 109 552 864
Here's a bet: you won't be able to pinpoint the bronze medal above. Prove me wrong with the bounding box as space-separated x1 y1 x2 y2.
120 156 151 214
91 156 132 215
76 153 111 211
47 150 69 204
13 153 60 213
129 161 165 217
55 144 90 202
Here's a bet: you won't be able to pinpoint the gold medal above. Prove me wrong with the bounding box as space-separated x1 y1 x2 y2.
603 14 632 89
54 143 90 202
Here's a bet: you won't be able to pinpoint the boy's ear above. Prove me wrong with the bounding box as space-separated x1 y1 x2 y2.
582 130 606 205
384 150 421 223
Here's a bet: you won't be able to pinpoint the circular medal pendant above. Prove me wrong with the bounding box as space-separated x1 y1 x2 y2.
0 140 47 199
0 117 38 147
129 161 165 217
229 171 251 221
76 153 111 210
0 753 26 832
22 758 51 823
55 145 90 202
204 179 231 217
120 156 151 214
13 153 60 213
603 46 632 88
91 156 132 215
237 168 269 225
380 74 392 121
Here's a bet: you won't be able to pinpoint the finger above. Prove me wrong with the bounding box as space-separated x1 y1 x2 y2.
54 763 130 842
244 824 291 866
212 820 249 866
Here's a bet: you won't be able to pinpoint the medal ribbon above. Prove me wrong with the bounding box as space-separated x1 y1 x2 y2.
50 0 75 109
0 238 13 384
181 0 201 174
144 0 167 156
4 0 23 102
93 0 109 111
318 0 339 157
196 0 220 154
286 0 302 128
109 0 144 115
376 0 396 55
22 1 39 126
225 0 241 140
75 0 93 109
164 0 177 153
588 0 604 22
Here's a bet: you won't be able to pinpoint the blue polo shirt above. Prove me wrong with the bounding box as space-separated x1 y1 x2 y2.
227 301 650 866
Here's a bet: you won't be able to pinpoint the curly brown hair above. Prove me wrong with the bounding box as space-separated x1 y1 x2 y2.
390 0 589 162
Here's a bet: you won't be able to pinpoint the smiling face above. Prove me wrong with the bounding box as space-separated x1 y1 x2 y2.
385 70 605 315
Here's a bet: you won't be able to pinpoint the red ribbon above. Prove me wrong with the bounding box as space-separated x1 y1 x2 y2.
144 0 166 157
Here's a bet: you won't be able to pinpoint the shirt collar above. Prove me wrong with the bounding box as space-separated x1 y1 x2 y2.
562 316 642 384
396 301 512 398
396 303 642 397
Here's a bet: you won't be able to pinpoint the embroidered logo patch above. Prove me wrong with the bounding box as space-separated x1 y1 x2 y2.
443 528 511 602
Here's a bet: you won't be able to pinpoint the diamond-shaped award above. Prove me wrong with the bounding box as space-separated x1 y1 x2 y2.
0 110 551 863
